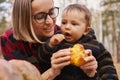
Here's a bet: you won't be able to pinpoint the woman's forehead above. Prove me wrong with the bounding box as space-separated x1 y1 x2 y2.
32 0 53 8
32 0 54 14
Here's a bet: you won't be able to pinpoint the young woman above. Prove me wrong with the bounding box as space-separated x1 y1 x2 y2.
0 0 64 79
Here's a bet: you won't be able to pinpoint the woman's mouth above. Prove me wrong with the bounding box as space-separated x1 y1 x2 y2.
44 26 53 32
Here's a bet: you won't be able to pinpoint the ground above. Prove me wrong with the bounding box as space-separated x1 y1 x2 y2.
112 56 120 79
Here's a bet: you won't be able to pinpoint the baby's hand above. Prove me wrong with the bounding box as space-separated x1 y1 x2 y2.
49 34 65 47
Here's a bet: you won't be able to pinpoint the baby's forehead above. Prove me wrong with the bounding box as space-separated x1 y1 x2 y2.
62 11 86 21
62 9 85 17
63 8 85 15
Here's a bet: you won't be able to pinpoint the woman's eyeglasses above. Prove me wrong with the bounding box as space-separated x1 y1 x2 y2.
33 7 59 24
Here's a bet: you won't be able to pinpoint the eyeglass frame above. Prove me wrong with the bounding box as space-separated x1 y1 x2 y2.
33 7 59 24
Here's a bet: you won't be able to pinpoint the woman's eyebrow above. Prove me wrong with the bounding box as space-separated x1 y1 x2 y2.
33 7 54 16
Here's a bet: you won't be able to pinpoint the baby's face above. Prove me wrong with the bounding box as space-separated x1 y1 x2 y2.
61 10 89 43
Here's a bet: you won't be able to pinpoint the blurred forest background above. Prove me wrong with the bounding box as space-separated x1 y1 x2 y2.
0 0 120 78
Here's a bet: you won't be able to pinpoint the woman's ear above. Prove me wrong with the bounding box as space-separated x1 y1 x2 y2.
83 27 90 35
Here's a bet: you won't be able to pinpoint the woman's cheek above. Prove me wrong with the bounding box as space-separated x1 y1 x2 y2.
53 18 56 24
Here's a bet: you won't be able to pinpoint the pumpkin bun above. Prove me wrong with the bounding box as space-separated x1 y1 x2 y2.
70 44 87 67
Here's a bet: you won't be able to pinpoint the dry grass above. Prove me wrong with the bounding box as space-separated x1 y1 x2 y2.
0 53 3 59
112 56 120 79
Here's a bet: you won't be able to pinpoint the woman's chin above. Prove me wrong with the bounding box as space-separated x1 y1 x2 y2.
45 31 54 37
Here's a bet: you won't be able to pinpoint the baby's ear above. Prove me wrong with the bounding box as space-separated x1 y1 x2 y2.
83 27 90 35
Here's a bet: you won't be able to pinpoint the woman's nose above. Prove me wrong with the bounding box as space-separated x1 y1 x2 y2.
45 15 53 24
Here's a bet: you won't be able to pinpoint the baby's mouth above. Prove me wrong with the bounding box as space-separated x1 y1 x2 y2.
64 32 72 39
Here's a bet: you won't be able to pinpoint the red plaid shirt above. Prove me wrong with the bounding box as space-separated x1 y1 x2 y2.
0 25 60 73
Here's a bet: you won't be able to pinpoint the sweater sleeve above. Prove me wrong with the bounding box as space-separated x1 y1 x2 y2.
44 39 59 53
39 27 62 62
96 43 118 80
38 39 59 63
0 34 28 60
0 30 18 60
0 29 32 61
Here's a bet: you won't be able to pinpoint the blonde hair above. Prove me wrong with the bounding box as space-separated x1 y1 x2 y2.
12 0 45 43
12 0 33 42
63 4 92 27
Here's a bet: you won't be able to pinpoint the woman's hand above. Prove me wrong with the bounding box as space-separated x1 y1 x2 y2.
41 48 70 80
51 48 71 76
80 49 98 77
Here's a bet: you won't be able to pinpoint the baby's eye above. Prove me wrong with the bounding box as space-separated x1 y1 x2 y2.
62 21 66 25
72 23 77 26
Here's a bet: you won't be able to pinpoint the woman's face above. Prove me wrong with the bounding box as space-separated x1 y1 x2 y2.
32 0 56 39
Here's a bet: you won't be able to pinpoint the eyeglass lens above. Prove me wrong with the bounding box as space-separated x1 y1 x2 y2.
34 7 59 23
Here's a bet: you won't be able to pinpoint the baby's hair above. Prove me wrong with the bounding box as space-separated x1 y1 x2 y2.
63 4 91 27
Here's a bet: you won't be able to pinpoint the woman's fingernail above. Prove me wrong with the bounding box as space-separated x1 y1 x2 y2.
66 52 70 54
84 58 87 61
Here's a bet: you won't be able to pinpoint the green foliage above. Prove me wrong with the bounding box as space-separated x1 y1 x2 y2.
0 16 6 25
103 29 110 36
0 6 6 11
102 10 113 26
101 0 120 6
0 16 7 34
0 0 12 34
0 0 5 3
101 0 120 37
103 10 113 17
